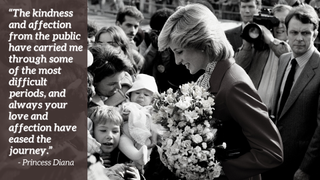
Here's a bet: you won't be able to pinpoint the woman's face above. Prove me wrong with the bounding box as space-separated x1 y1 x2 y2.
169 42 209 74
273 10 290 41
95 72 125 97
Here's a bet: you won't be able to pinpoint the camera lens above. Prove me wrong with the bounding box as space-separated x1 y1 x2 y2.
248 26 260 39
241 23 262 43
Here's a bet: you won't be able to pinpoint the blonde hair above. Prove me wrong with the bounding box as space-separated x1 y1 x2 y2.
89 106 123 127
158 4 234 62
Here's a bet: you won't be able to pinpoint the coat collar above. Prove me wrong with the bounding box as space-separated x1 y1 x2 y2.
208 58 235 93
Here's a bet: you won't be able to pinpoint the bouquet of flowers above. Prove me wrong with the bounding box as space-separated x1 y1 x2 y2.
152 82 226 180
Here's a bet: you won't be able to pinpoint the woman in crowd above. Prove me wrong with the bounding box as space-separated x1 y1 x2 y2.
95 26 144 75
155 4 283 180
88 43 133 108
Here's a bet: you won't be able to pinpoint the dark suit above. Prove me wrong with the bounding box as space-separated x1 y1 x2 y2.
225 25 243 52
267 50 320 179
209 58 283 180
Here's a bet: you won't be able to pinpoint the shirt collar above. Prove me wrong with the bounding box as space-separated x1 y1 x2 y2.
291 46 315 68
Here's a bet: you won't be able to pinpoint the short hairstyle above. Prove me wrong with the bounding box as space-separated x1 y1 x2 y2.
158 4 234 63
272 4 292 14
88 43 132 85
285 4 319 31
150 8 174 31
116 6 144 24
89 106 123 127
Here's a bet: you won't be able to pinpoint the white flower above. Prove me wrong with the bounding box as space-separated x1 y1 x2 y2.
182 140 192 148
152 82 222 180
202 142 207 149
180 83 190 95
204 120 210 127
184 110 199 123
193 85 203 99
198 152 208 162
194 146 202 152
178 121 187 127
166 138 173 147
176 99 191 110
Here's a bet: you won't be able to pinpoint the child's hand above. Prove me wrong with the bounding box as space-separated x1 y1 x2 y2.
122 108 131 115
110 163 126 177
122 108 130 121
124 165 140 180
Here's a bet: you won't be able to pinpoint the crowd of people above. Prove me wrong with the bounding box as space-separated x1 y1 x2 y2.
87 1 320 180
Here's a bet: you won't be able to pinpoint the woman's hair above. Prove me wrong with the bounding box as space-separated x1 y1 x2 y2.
158 4 234 63
95 26 139 75
95 26 131 55
285 4 319 31
131 49 145 73
88 43 132 85
89 106 123 128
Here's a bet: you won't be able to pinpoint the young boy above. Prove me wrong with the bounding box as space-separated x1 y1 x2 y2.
89 106 141 180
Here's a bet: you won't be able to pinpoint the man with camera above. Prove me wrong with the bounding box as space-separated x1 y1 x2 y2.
225 0 261 52
235 4 292 110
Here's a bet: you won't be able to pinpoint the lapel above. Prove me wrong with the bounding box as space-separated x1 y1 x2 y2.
272 54 291 117
234 25 243 43
278 50 320 119
209 58 235 94
232 25 242 35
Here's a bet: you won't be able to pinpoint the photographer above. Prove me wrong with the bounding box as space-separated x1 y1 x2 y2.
235 4 292 110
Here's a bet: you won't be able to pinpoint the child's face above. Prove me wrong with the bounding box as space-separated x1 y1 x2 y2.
130 89 153 106
94 122 121 154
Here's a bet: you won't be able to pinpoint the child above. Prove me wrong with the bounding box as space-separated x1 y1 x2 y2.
89 106 141 180
119 74 162 167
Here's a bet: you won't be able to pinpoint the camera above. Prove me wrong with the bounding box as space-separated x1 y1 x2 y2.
253 8 280 30
241 8 280 49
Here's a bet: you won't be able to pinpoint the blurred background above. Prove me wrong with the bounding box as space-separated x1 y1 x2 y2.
87 0 248 31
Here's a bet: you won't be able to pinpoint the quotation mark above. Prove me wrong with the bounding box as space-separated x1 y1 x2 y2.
9 8 13 12
47 146 53 154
